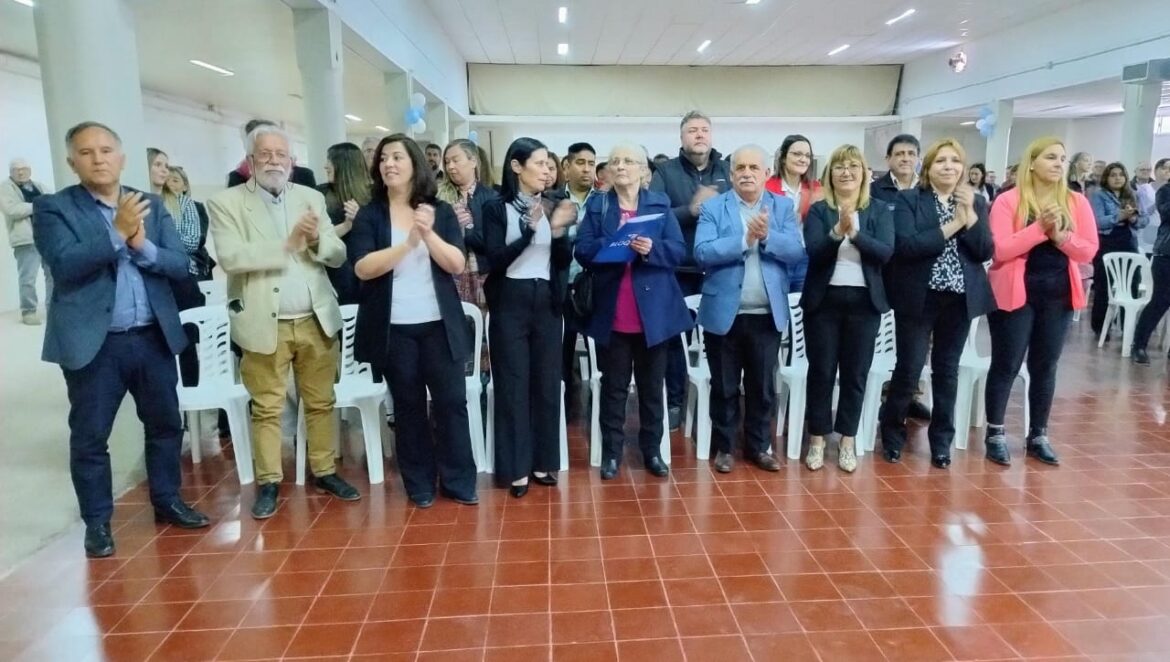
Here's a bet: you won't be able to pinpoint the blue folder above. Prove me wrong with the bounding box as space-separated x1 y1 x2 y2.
591 213 665 263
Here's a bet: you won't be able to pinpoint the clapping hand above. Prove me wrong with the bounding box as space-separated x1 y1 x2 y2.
954 184 978 228
413 204 436 237
689 185 718 216
343 200 360 223
524 198 545 231
114 191 150 247
835 201 855 238
746 207 769 245
550 199 577 231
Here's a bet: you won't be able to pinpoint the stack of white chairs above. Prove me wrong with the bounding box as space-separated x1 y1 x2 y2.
775 293 808 460
954 315 1030 450
856 311 933 454
460 302 488 472
1098 252 1152 357
197 279 226 306
583 337 671 467
681 294 713 459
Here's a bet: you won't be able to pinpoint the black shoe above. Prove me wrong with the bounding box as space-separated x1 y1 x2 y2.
531 472 558 487
509 483 529 498
439 486 478 505
252 483 279 519
645 456 669 478
1026 433 1060 466
84 523 115 558
410 493 436 508
984 431 1011 466
713 451 734 473
882 447 902 464
154 501 210 529
1133 347 1151 365
907 400 933 421
931 454 952 469
600 459 619 480
748 451 781 472
668 406 682 431
315 474 361 501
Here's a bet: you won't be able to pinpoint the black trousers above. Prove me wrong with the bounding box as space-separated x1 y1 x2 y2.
880 291 969 457
382 321 477 500
598 331 668 463
61 326 183 526
1134 255 1170 352
489 278 562 482
1091 235 1137 334
804 287 882 437
562 313 580 414
704 313 782 457
665 272 702 410
985 298 1072 431
172 274 206 387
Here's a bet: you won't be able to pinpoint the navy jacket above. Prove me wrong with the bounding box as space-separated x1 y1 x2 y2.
649 148 731 271
801 199 895 315
33 185 190 370
887 187 996 320
574 189 693 348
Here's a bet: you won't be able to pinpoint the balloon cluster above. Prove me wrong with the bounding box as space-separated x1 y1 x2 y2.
404 92 428 133
974 105 997 138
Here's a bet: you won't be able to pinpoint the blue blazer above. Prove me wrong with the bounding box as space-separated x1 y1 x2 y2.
694 190 806 335
33 185 190 370
574 189 693 348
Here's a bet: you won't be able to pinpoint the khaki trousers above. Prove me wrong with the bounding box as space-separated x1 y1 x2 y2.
240 316 338 485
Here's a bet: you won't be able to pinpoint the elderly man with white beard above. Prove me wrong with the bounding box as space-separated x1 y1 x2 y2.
208 124 359 519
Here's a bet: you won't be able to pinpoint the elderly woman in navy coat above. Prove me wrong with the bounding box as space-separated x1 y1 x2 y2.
575 143 693 480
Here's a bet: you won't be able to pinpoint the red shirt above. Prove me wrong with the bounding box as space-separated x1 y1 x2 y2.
612 209 643 333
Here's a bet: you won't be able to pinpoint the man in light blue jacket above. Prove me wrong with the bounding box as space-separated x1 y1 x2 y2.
695 144 806 473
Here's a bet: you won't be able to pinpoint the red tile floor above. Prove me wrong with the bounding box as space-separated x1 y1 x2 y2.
4 326 1170 661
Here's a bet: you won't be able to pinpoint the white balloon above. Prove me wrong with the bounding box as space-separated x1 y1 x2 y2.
974 119 986 130
412 119 427 133
410 92 427 110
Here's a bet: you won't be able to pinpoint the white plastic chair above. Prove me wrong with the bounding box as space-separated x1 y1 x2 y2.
483 314 570 474
954 316 1030 450
856 311 933 453
295 304 388 484
1098 253 1152 357
197 279 226 306
681 294 713 459
174 306 255 484
461 302 488 472
776 293 808 460
584 337 671 467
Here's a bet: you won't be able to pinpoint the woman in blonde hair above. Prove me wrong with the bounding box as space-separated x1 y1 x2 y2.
880 138 995 468
983 137 1098 466
801 145 894 472
437 138 498 307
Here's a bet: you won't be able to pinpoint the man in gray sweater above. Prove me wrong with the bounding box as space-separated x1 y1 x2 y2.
0 158 53 324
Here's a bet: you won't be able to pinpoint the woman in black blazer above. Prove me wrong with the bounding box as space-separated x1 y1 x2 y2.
880 138 995 469
350 134 478 508
482 137 577 498
801 145 894 473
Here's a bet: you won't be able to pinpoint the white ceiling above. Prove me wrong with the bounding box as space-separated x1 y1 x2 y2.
935 78 1170 121
424 0 1092 66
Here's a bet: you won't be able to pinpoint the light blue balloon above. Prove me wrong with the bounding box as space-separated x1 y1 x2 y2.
468 130 479 144
405 108 422 125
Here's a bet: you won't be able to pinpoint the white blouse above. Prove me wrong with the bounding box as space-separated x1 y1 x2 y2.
389 224 443 325
504 202 552 280
829 212 867 288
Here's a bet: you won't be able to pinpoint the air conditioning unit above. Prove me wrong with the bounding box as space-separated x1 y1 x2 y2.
1122 59 1170 84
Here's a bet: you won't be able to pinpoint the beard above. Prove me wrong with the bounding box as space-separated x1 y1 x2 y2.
256 167 290 192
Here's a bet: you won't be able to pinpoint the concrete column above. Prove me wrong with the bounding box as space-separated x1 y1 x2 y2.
983 99 1014 173
33 0 148 189
293 8 346 180
900 117 923 139
384 72 415 137
425 102 450 146
449 110 469 140
1120 81 1160 168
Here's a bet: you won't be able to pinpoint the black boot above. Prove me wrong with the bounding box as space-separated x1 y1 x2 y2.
1026 429 1060 466
1133 346 1150 365
984 426 1011 466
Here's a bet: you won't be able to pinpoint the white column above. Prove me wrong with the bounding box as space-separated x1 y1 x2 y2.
900 117 923 138
385 72 414 137
293 8 346 179
33 0 148 189
1120 81 1160 168
425 102 450 146
984 99 1015 173
449 110 469 140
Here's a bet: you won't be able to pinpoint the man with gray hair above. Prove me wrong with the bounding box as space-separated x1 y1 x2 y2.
208 123 358 519
361 136 381 171
1 158 53 324
694 144 804 473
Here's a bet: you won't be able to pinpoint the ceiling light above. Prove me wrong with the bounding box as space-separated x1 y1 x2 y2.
558 6 567 23
960 121 975 126
697 39 711 53
188 59 234 76
557 43 569 55
375 125 390 132
959 19 969 24
12 0 33 6
345 114 362 122
885 8 916 25
827 44 850 56
745 0 762 4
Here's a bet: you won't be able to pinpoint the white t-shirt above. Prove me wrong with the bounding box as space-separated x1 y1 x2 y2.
829 212 867 288
389 225 442 324
504 202 552 280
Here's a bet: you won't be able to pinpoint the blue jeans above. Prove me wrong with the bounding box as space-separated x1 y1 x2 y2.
13 244 52 313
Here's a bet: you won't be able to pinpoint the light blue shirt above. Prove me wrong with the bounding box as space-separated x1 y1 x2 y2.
735 192 768 314
91 192 158 331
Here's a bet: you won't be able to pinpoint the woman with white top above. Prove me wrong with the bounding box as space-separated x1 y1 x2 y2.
351 135 478 508
482 137 577 498
801 145 894 472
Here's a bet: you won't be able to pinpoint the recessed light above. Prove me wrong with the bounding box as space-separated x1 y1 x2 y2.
828 44 850 56
12 0 33 7
697 39 712 53
189 59 234 76
745 0 762 4
885 8 916 25
558 6 567 23
375 125 390 132
960 121 975 126
345 114 362 122
557 43 569 55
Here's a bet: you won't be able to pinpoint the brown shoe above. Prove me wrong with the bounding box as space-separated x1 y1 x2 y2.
713 451 734 473
750 452 781 472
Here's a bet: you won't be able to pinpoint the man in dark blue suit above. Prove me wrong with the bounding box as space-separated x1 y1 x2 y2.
33 121 210 558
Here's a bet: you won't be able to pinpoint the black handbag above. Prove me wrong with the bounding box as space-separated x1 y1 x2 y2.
570 269 593 320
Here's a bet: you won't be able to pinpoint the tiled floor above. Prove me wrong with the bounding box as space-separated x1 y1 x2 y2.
3 325 1170 661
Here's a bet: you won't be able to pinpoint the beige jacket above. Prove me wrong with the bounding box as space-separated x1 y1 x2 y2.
207 182 345 354
1 178 51 247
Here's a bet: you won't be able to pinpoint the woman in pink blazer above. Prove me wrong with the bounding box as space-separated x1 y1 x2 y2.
983 137 1098 467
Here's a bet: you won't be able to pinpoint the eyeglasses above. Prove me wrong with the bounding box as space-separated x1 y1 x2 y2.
253 151 290 163
831 163 864 173
788 151 812 160
609 157 644 167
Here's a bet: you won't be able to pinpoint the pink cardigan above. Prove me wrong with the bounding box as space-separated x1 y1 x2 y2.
987 188 1099 312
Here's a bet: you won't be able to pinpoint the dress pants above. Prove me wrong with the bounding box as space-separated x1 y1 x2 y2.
240 316 339 485
489 278 562 483
880 291 969 457
382 321 477 500
804 286 882 437
665 272 702 410
13 243 52 313
704 313 782 457
61 326 183 526
1133 255 1170 352
985 298 1073 430
598 331 668 463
